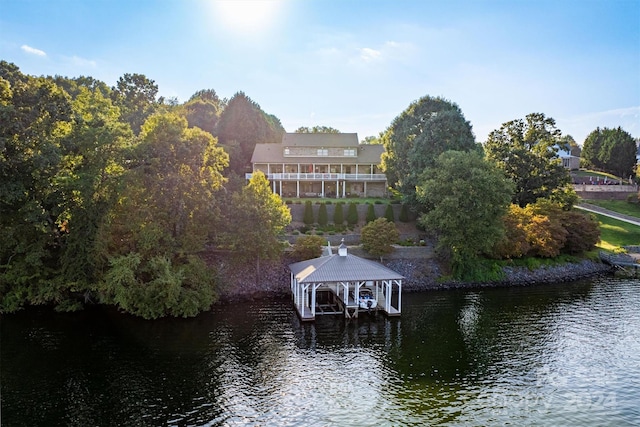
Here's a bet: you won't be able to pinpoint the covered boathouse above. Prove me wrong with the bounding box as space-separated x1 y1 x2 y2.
289 241 404 321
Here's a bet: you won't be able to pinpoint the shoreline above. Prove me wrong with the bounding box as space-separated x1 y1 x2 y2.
217 256 615 303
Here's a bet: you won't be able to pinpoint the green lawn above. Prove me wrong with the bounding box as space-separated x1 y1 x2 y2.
593 213 640 251
572 169 623 180
283 197 396 205
583 199 640 219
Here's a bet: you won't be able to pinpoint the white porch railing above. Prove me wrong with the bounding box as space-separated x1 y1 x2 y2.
245 172 386 181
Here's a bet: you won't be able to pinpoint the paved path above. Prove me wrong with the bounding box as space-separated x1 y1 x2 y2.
576 203 640 227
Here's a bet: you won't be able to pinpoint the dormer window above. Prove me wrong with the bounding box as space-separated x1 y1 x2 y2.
344 149 356 157
317 148 328 156
284 148 290 155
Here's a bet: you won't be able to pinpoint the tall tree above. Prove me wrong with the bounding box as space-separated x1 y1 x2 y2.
0 62 74 311
416 150 514 277
54 86 134 294
582 127 636 178
225 171 291 282
381 95 476 207
111 73 158 134
216 92 284 175
182 89 223 135
484 113 571 207
95 113 228 318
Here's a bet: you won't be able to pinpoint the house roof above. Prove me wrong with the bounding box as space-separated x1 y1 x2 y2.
251 142 385 164
282 133 359 147
289 253 404 283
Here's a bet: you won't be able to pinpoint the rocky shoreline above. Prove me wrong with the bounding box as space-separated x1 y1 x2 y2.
216 254 615 302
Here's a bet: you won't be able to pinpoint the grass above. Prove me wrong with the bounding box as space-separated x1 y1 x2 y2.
572 169 623 180
282 197 395 205
593 213 640 251
583 199 640 219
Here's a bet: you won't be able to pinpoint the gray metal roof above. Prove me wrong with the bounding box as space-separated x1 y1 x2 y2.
289 253 404 283
282 133 359 147
251 142 384 164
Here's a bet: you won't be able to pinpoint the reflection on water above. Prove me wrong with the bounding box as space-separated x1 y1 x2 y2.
2 278 640 426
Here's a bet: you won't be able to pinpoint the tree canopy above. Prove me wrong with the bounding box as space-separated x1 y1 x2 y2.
381 95 477 206
484 113 572 207
294 125 341 133
416 150 514 276
361 218 399 261
216 92 284 175
581 127 636 178
110 73 158 134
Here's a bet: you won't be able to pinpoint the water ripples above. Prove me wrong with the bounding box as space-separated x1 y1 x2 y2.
2 279 640 426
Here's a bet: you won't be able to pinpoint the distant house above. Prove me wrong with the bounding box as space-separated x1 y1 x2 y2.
556 147 580 170
248 133 387 198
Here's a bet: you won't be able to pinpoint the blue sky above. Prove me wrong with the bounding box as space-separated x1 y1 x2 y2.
1 0 639 143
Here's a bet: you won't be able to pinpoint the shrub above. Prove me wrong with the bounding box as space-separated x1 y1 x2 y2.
361 218 399 261
399 203 409 222
333 202 344 225
347 202 359 225
303 200 314 225
384 204 395 222
291 235 326 261
285 200 292 204
366 203 376 223
318 203 328 226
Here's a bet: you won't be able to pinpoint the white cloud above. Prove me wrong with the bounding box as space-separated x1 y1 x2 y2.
21 44 46 56
360 47 381 62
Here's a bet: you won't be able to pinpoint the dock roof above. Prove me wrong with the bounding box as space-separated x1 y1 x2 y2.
289 253 404 284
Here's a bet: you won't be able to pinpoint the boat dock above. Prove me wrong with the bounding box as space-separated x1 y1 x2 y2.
289 241 404 322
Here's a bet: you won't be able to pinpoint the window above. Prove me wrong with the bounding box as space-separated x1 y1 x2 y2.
317 149 328 156
284 148 290 155
344 149 356 156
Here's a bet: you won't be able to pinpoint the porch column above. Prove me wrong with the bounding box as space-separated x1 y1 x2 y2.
321 180 325 198
296 181 300 198
311 283 317 316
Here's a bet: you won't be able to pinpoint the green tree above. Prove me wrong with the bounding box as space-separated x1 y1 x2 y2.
399 203 409 222
484 113 572 207
416 150 514 277
217 92 284 175
583 127 636 178
303 200 314 225
56 86 133 292
0 62 74 312
181 89 222 136
226 171 291 281
381 95 477 206
111 73 158 134
384 204 395 222
333 202 344 225
96 113 228 318
295 125 340 133
347 202 359 225
361 218 399 261
318 203 328 226
291 235 326 261
366 203 376 223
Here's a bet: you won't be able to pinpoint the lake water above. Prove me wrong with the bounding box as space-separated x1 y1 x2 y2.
2 277 640 426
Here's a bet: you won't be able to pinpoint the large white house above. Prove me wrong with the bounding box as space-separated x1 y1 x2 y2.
248 133 387 198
